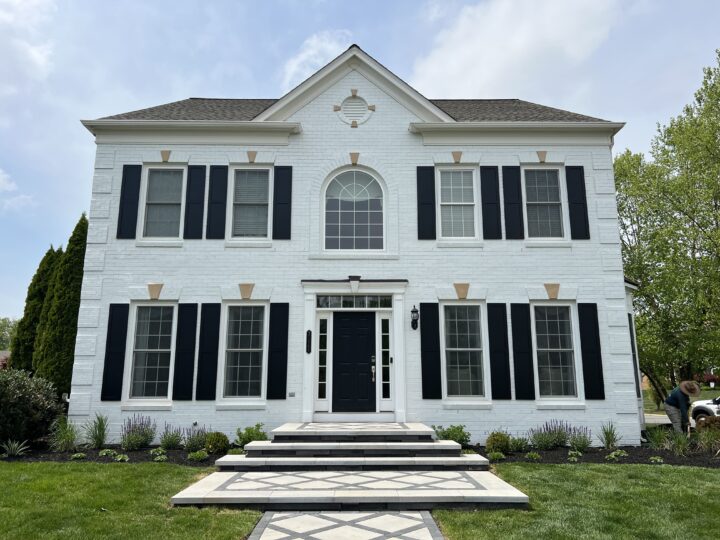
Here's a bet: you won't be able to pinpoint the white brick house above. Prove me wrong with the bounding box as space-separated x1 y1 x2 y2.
69 45 643 444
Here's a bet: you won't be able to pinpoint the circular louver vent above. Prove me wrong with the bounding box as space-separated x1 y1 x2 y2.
339 95 370 125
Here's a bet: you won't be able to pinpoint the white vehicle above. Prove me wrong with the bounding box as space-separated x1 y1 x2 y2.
691 395 720 422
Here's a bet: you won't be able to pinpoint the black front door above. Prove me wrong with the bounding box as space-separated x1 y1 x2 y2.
332 312 376 412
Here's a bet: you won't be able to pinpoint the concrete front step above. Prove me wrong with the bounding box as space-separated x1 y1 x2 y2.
171 469 528 509
271 422 436 442
244 439 461 457
216 453 488 471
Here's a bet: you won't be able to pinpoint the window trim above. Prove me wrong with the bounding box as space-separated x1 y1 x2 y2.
435 166 481 241
439 301 492 401
216 301 270 403
122 302 178 404
321 166 387 253
529 301 585 401
521 165 570 240
137 164 188 240
225 165 274 243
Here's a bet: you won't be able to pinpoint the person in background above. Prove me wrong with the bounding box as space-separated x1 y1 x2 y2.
664 380 701 433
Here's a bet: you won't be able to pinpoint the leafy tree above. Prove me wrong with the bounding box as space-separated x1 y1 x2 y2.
33 215 88 395
8 247 62 370
615 50 720 397
0 317 18 350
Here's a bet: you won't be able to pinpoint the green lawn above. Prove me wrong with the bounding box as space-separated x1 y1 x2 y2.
434 463 720 540
643 387 719 413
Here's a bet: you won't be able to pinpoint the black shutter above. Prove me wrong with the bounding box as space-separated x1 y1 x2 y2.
206 165 228 239
272 166 292 240
195 303 220 400
511 303 535 399
172 304 198 400
488 303 511 399
420 303 442 399
579 303 605 399
566 166 590 239
480 166 502 239
267 303 289 399
417 166 436 240
502 166 524 239
183 165 206 239
117 165 141 239
100 304 129 401
628 314 641 398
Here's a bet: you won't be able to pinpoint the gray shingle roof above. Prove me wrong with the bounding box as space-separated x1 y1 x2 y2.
100 97 607 123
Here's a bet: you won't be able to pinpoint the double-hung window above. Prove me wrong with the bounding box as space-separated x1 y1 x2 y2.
130 305 175 398
232 169 270 238
524 169 563 238
439 169 476 238
443 305 484 397
224 305 265 397
144 169 184 237
533 305 577 397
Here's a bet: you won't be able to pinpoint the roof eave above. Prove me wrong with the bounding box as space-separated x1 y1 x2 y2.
81 119 303 136
409 121 625 134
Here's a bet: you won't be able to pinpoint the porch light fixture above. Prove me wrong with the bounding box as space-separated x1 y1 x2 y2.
411 305 419 330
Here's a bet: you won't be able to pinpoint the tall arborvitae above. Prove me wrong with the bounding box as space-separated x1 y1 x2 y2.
9 246 63 371
33 215 88 395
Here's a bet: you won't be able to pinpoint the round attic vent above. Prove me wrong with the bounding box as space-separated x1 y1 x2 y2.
339 95 370 125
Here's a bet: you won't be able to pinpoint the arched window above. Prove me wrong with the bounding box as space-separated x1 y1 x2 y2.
325 170 383 250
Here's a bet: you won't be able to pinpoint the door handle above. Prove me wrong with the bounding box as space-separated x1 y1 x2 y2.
371 365 376 383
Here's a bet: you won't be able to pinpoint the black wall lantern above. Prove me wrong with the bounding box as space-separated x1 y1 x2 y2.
411 305 419 330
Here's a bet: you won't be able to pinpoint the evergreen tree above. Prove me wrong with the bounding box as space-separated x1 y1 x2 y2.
33 215 88 395
9 247 62 371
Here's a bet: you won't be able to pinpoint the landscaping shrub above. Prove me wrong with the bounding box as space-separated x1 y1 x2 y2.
187 450 209 462
528 420 572 450
235 423 268 448
667 432 690 457
487 451 506 462
70 452 86 460
120 415 156 451
646 427 670 450
149 447 166 458
485 431 511 454
432 424 471 446
0 369 61 441
83 413 108 449
568 427 592 453
509 436 529 454
114 454 129 462
49 416 79 452
525 451 541 462
605 449 629 462
153 455 168 462
159 423 184 450
1 439 30 457
599 421 621 449
693 428 720 454
98 449 117 458
567 450 582 463
184 426 208 453
205 432 230 455
227 448 245 455
649 456 664 464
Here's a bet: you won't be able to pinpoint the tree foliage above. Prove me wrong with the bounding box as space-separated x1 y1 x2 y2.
615 50 720 396
0 317 18 350
8 247 62 370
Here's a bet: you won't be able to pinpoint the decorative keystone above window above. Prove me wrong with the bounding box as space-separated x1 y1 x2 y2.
334 89 375 127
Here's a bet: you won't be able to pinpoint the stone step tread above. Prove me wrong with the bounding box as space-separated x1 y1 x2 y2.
217 454 487 467
246 440 460 450
272 422 435 438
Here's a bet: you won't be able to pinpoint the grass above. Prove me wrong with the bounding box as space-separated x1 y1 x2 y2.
643 387 719 413
434 463 720 540
0 462 260 540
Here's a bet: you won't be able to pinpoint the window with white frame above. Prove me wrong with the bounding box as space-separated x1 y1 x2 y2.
534 306 577 397
525 169 563 238
144 169 184 237
439 170 476 238
443 305 484 396
130 306 174 398
325 170 383 250
232 169 270 238
224 306 265 397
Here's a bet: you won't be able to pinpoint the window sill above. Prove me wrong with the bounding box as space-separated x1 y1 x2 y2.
135 240 183 248
215 401 267 411
523 240 572 249
442 400 492 410
309 252 399 260
535 402 586 410
224 240 273 248
121 401 173 411
436 241 484 249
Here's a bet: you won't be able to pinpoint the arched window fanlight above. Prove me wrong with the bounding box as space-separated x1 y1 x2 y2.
325 170 383 250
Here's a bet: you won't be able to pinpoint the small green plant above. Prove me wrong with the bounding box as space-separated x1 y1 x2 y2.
70 452 86 460
205 431 230 454
529 430 557 451
509 436 529 454
120 415 156 451
525 451 541 462
184 426 208 453
485 431 511 454
649 456 664 464
160 423 184 450
227 447 245 455
235 423 268 448
667 432 690 457
114 454 129 462
487 451 506 462
82 413 109 449
567 449 582 463
1 439 30 457
153 455 168 462
187 450 209 462
462 448 477 454
605 449 629 462
645 427 669 450
568 427 592 453
149 447 166 458
98 449 117 458
599 421 621 449
50 416 79 452
432 424 471 446
693 428 720 454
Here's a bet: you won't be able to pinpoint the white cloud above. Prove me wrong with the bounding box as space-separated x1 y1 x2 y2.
411 0 622 98
0 167 34 211
281 30 352 92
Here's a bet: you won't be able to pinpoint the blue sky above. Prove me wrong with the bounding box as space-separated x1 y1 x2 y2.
0 0 718 317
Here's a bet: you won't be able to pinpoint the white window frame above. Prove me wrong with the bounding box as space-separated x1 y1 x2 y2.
137 164 188 240
435 166 481 241
225 165 274 243
529 301 585 401
122 302 178 404
521 165 570 240
321 166 387 253
439 301 492 401
216 301 270 403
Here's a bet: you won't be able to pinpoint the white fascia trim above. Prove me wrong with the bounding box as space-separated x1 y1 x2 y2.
409 121 625 135
81 119 303 135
